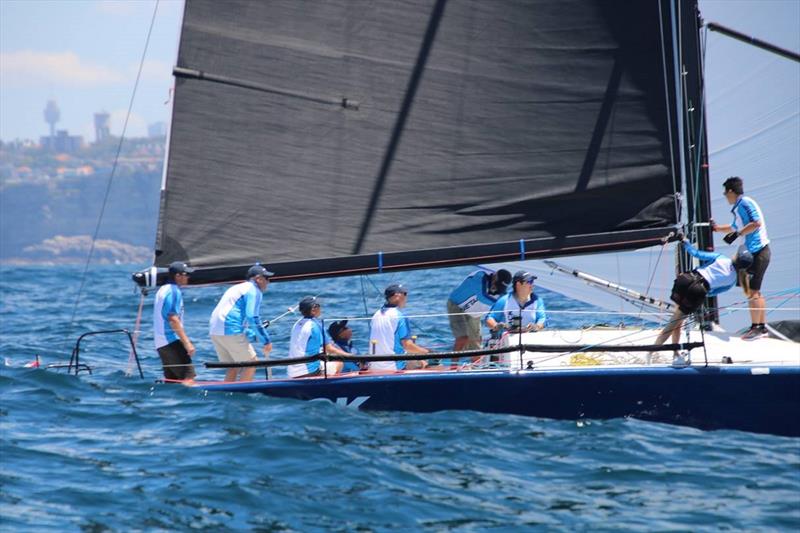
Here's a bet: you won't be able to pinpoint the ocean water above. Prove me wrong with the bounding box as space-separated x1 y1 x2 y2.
1 264 798 531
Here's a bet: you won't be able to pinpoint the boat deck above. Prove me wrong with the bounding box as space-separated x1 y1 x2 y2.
496 328 800 369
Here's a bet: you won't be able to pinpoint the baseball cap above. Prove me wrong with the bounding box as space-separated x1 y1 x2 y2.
298 296 320 316
733 246 753 270
328 320 349 339
247 264 275 279
513 270 537 284
168 261 195 275
384 283 408 298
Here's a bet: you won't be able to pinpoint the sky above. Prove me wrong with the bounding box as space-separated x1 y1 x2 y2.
0 0 183 141
1 0 797 142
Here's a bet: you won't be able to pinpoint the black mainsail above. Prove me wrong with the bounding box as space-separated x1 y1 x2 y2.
138 0 705 286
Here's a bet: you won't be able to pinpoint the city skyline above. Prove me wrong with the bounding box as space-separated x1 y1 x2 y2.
0 0 183 142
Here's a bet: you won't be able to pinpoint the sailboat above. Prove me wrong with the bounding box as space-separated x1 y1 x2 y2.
130 0 799 436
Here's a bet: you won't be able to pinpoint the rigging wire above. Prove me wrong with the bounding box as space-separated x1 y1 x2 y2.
62 0 161 350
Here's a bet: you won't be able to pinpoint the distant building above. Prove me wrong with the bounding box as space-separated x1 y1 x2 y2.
40 130 83 154
94 111 111 144
44 100 60 138
148 122 166 138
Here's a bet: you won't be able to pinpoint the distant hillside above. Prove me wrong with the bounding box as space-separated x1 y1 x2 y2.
0 170 160 264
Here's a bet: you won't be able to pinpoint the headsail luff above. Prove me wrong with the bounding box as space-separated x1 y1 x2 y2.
141 0 704 287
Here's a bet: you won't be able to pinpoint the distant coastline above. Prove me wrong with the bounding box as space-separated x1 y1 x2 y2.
0 235 151 265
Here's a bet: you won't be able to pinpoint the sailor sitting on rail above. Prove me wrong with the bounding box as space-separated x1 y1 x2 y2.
484 271 547 335
328 320 363 373
368 283 429 372
286 296 348 378
654 236 753 350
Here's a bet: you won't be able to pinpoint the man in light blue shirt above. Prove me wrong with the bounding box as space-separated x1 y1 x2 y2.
711 176 771 339
286 296 348 378
153 261 196 382
447 268 511 351
209 264 273 382
485 271 547 335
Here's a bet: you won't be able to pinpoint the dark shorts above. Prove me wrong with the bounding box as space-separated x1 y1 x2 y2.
747 244 770 292
157 340 196 381
670 271 709 314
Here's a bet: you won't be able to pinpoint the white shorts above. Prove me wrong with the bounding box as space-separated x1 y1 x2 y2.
211 334 257 363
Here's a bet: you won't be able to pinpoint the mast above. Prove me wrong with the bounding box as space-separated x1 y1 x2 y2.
682 1 717 323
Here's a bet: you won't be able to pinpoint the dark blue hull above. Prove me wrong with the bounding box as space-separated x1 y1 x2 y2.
196 366 800 437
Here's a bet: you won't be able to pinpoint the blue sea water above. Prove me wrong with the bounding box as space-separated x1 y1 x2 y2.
1 264 799 531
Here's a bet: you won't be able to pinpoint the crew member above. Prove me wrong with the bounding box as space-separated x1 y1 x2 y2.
209 264 273 382
655 236 753 348
711 176 771 340
447 268 512 351
485 271 547 334
368 283 429 372
287 296 348 378
153 261 197 382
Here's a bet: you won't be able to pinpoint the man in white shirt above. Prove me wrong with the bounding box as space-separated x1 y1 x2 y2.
368 283 428 372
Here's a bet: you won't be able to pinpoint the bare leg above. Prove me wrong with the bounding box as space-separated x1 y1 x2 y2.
655 308 686 346
453 336 469 351
241 365 257 382
750 291 766 325
224 368 238 382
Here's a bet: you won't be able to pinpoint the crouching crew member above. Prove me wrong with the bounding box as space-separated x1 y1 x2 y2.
655 236 753 348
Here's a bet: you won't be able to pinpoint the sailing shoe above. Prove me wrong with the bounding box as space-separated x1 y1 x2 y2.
672 351 691 367
741 327 769 341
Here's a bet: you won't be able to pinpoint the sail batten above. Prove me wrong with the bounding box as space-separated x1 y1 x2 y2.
148 0 693 286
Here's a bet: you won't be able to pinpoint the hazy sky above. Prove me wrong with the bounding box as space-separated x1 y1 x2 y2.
0 0 183 141
0 0 797 142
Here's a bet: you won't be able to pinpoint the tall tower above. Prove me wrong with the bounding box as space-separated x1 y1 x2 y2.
44 100 60 137
94 111 111 144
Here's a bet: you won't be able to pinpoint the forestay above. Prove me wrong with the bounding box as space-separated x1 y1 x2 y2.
146 0 698 286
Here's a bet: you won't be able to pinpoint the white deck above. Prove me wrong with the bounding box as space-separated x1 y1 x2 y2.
494 328 800 369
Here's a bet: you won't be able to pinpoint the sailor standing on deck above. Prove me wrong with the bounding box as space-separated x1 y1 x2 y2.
153 261 197 382
368 283 429 372
209 264 273 382
485 271 547 334
447 268 512 351
711 176 771 340
286 296 347 378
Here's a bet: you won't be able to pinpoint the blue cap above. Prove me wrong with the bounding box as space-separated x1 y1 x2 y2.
168 261 195 275
298 296 320 317
384 283 408 298
513 270 537 284
247 264 274 279
733 246 753 270
328 320 349 339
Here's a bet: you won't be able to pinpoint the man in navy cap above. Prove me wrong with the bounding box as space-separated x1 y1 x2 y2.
447 268 512 351
286 296 349 378
368 283 429 372
209 263 274 382
328 320 362 373
153 261 197 382
485 270 547 334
